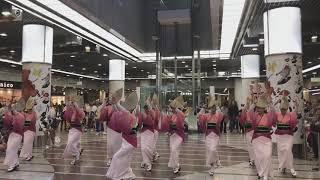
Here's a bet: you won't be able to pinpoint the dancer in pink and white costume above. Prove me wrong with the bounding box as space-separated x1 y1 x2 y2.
198 97 223 176
275 97 298 177
62 98 85 165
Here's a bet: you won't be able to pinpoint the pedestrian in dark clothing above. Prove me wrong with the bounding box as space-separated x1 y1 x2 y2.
228 100 239 133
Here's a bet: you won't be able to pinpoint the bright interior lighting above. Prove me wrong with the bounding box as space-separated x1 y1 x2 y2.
220 0 246 56
252 48 258 51
303 64 320 73
0 33 8 37
98 64 102 66
103 53 108 56
1 10 11 16
308 61 312 64
10 50 15 53
70 55 75 58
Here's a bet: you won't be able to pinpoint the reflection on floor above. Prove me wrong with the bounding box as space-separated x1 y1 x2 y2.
1 132 320 180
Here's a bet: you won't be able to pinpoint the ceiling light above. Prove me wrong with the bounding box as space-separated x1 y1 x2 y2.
133 66 137 69
85 45 90 52
1 10 11 17
103 53 108 57
103 73 107 76
263 69 266 72
66 74 70 77
82 68 86 70
69 64 74 67
308 61 312 64
182 61 186 64
213 64 217 67
10 50 15 53
141 69 144 72
252 48 258 51
147 72 150 74
0 33 7 37
312 72 317 75
70 55 75 58
94 71 98 73
259 38 264 44
312 36 318 42
212 60 216 63
237 69 241 72
185 65 189 68
91 79 94 81
188 69 191 71
101 81 105 83
79 77 83 79
98 64 102 66
10 64 16 68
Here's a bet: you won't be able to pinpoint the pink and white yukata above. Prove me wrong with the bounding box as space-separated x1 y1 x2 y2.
3 111 25 169
62 106 85 159
275 112 297 171
198 112 223 168
106 111 138 180
161 110 185 170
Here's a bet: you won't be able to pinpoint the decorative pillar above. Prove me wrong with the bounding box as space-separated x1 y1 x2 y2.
264 7 304 153
240 54 260 105
21 24 53 135
109 59 125 101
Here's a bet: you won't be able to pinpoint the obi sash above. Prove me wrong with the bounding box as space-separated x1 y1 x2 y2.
255 126 271 133
207 122 216 129
277 123 291 130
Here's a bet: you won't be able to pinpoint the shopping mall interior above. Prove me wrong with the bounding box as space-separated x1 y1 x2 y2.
0 0 320 179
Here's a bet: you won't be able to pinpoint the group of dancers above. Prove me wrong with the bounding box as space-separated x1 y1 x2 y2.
2 84 299 180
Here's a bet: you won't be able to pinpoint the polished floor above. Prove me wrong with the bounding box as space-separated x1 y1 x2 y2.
0 131 320 180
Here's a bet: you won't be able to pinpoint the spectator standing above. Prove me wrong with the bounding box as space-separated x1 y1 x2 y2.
228 100 239 133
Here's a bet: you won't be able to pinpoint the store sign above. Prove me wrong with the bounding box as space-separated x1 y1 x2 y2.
0 81 20 89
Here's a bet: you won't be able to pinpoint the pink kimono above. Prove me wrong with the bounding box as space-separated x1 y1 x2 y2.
137 109 155 167
63 106 85 159
20 111 37 159
240 110 255 163
160 110 185 169
198 112 223 167
3 111 25 169
275 112 297 170
102 106 123 163
249 110 276 179
106 111 137 179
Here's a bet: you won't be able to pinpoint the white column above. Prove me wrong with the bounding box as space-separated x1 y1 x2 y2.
240 54 260 106
21 24 53 136
264 7 304 146
109 59 125 101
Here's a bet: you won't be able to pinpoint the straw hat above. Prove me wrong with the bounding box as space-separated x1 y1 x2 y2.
169 96 184 109
111 88 123 103
25 97 34 110
280 96 289 110
207 96 216 108
152 93 159 107
256 95 268 109
122 91 138 111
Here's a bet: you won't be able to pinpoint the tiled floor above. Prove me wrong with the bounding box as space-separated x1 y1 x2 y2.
1 131 320 180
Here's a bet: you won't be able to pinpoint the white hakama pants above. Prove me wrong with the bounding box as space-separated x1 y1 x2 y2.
4 133 22 168
252 136 273 178
20 130 35 159
63 128 82 158
168 133 183 169
276 134 294 170
106 139 135 180
141 130 155 165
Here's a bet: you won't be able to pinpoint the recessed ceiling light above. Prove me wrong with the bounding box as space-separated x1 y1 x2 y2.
98 64 102 66
185 65 189 68
213 64 216 67
66 74 70 77
102 81 105 83
303 75 307 77
125 63 128 66
212 60 216 63
252 48 258 51
188 69 191 71
237 69 241 72
70 55 76 58
1 10 11 17
133 66 137 69
79 77 83 79
82 68 86 70
312 35 318 42
103 53 108 57
0 33 7 37
126 72 129 75
308 61 312 64
147 72 150 74
312 72 317 75
263 69 266 72
94 71 98 73
226 78 229 81
103 73 107 76
141 69 144 72
85 46 90 52
182 61 186 64
69 64 74 67
10 64 16 68
10 50 15 53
